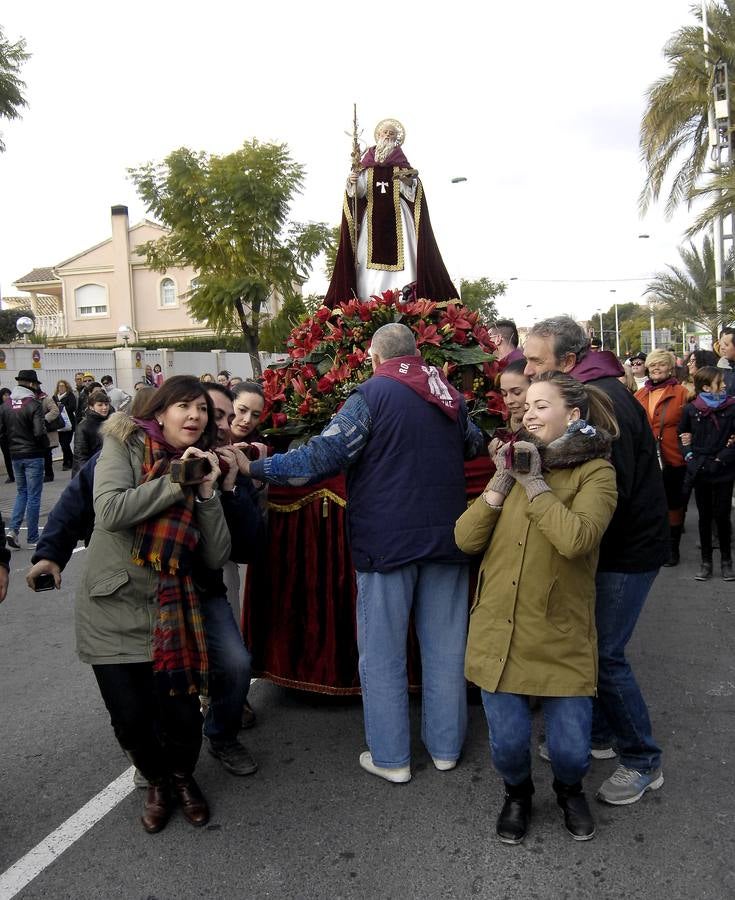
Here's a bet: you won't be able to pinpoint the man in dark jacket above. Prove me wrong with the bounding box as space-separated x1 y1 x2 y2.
242 323 484 784
718 327 735 396
0 370 50 549
524 316 668 806
26 385 265 780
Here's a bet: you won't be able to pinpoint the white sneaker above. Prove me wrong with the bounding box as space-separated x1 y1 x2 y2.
432 757 457 771
359 751 411 783
539 741 616 762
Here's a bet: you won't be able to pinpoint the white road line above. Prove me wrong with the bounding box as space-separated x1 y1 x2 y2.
0 766 135 900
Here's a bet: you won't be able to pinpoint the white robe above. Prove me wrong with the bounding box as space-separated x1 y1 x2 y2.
347 170 418 299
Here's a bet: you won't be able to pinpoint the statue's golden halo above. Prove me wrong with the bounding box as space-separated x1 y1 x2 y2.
374 118 405 145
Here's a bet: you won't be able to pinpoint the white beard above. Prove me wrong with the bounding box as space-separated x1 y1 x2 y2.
375 137 397 163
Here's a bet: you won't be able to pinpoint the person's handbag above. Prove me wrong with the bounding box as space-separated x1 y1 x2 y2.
45 410 67 432
57 406 72 432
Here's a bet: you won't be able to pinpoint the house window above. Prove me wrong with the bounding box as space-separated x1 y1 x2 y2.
160 278 177 307
75 283 108 317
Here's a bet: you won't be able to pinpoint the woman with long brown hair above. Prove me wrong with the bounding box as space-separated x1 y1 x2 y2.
76 375 230 833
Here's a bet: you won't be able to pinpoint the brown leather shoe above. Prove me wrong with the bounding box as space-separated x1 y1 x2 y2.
172 773 210 827
141 782 172 834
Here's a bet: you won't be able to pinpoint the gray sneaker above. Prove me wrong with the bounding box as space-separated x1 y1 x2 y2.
208 738 258 776
6 531 20 550
133 768 149 789
596 765 664 805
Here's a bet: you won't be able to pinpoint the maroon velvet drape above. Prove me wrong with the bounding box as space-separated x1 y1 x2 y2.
242 457 492 695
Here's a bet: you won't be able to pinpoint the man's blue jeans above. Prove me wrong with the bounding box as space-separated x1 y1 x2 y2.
9 457 44 543
356 563 469 768
201 594 251 743
592 570 662 772
482 691 592 786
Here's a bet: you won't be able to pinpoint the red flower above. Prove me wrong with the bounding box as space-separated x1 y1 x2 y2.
412 320 442 347
317 374 336 393
315 306 332 324
403 299 438 318
347 347 368 368
271 412 288 428
439 303 473 332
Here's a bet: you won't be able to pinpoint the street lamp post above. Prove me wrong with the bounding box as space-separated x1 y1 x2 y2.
16 316 34 344
450 177 467 297
609 289 621 358
598 310 604 350
117 324 133 347
649 303 657 351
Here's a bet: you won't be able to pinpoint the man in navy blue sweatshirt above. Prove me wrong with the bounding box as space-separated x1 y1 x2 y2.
243 323 483 784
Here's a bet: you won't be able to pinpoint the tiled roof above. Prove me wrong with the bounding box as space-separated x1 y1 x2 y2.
14 267 60 285
2 295 59 316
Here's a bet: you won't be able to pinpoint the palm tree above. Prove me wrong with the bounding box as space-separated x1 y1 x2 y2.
639 1 735 217
0 27 30 153
645 235 735 337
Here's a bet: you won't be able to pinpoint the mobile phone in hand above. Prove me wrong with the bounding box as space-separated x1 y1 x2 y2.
34 573 56 592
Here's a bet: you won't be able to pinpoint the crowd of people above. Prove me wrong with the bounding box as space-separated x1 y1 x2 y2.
0 317 732 844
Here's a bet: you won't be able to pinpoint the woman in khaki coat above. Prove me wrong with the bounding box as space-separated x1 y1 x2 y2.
455 372 618 845
77 376 230 834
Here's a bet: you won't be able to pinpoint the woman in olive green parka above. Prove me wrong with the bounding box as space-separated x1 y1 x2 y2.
455 372 618 845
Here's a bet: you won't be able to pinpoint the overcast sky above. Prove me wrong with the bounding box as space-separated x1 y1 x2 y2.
0 0 704 327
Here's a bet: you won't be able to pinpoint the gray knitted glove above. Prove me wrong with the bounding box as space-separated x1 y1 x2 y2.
509 441 551 502
485 440 515 498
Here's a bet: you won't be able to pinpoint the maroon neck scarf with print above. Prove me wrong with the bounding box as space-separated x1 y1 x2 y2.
373 355 461 421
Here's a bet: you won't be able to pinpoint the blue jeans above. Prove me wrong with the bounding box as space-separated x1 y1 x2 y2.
9 457 45 543
592 570 662 772
482 691 592 786
356 562 469 768
201 594 252 743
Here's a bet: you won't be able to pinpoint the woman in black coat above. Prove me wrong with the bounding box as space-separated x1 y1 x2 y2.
72 389 110 476
53 379 77 470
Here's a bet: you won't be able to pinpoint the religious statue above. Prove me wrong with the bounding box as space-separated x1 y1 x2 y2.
324 117 458 307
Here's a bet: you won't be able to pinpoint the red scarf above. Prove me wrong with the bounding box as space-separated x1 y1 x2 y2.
373 355 461 420
131 426 208 696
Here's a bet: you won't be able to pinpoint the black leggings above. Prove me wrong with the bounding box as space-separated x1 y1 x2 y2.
93 662 203 783
694 480 734 561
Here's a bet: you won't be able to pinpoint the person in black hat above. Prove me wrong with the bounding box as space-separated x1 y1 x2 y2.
0 370 50 549
627 352 647 390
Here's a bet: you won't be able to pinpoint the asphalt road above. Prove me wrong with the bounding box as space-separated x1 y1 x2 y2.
0 466 734 899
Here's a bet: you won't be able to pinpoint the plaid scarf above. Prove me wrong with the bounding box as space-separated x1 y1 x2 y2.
131 425 208 697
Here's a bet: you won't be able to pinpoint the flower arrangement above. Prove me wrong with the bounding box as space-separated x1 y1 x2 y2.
260 290 506 441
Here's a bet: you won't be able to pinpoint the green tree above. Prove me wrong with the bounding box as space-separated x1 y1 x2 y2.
644 235 735 339
459 277 506 322
129 141 332 376
639 1 735 216
0 27 30 153
0 308 33 343
259 295 308 352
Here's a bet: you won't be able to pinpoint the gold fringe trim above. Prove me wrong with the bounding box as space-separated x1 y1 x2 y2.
366 166 404 272
414 179 423 238
343 193 356 253
268 488 347 513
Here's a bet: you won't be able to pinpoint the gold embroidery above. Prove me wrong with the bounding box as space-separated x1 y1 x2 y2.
343 193 356 253
366 166 405 272
268 488 347 513
414 179 423 239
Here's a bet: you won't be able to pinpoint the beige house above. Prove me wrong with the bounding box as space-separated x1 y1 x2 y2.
10 206 282 347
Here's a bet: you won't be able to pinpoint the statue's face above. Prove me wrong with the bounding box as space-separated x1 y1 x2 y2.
377 125 397 143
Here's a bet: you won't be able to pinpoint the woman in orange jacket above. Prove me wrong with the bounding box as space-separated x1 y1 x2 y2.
635 349 689 565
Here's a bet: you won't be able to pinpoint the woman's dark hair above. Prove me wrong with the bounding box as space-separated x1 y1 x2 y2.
0 387 11 401
134 375 218 448
88 389 110 407
689 350 719 371
233 380 265 401
693 366 724 395
532 371 620 439
496 357 529 390
129 386 155 416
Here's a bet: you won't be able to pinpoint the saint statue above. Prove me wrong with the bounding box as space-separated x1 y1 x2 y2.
324 118 458 307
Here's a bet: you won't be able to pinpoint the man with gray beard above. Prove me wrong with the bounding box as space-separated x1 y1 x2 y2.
325 118 457 307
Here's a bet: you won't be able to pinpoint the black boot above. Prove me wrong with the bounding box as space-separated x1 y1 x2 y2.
696 559 713 581
553 778 595 841
663 525 682 567
722 560 735 582
496 777 534 844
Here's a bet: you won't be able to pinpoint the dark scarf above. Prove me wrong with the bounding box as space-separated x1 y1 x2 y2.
374 355 461 420
642 376 679 391
513 425 614 470
131 420 208 697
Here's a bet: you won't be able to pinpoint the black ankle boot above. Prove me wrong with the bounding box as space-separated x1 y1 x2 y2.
696 560 713 581
663 525 682 567
496 777 534 844
553 779 595 841
722 560 735 582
